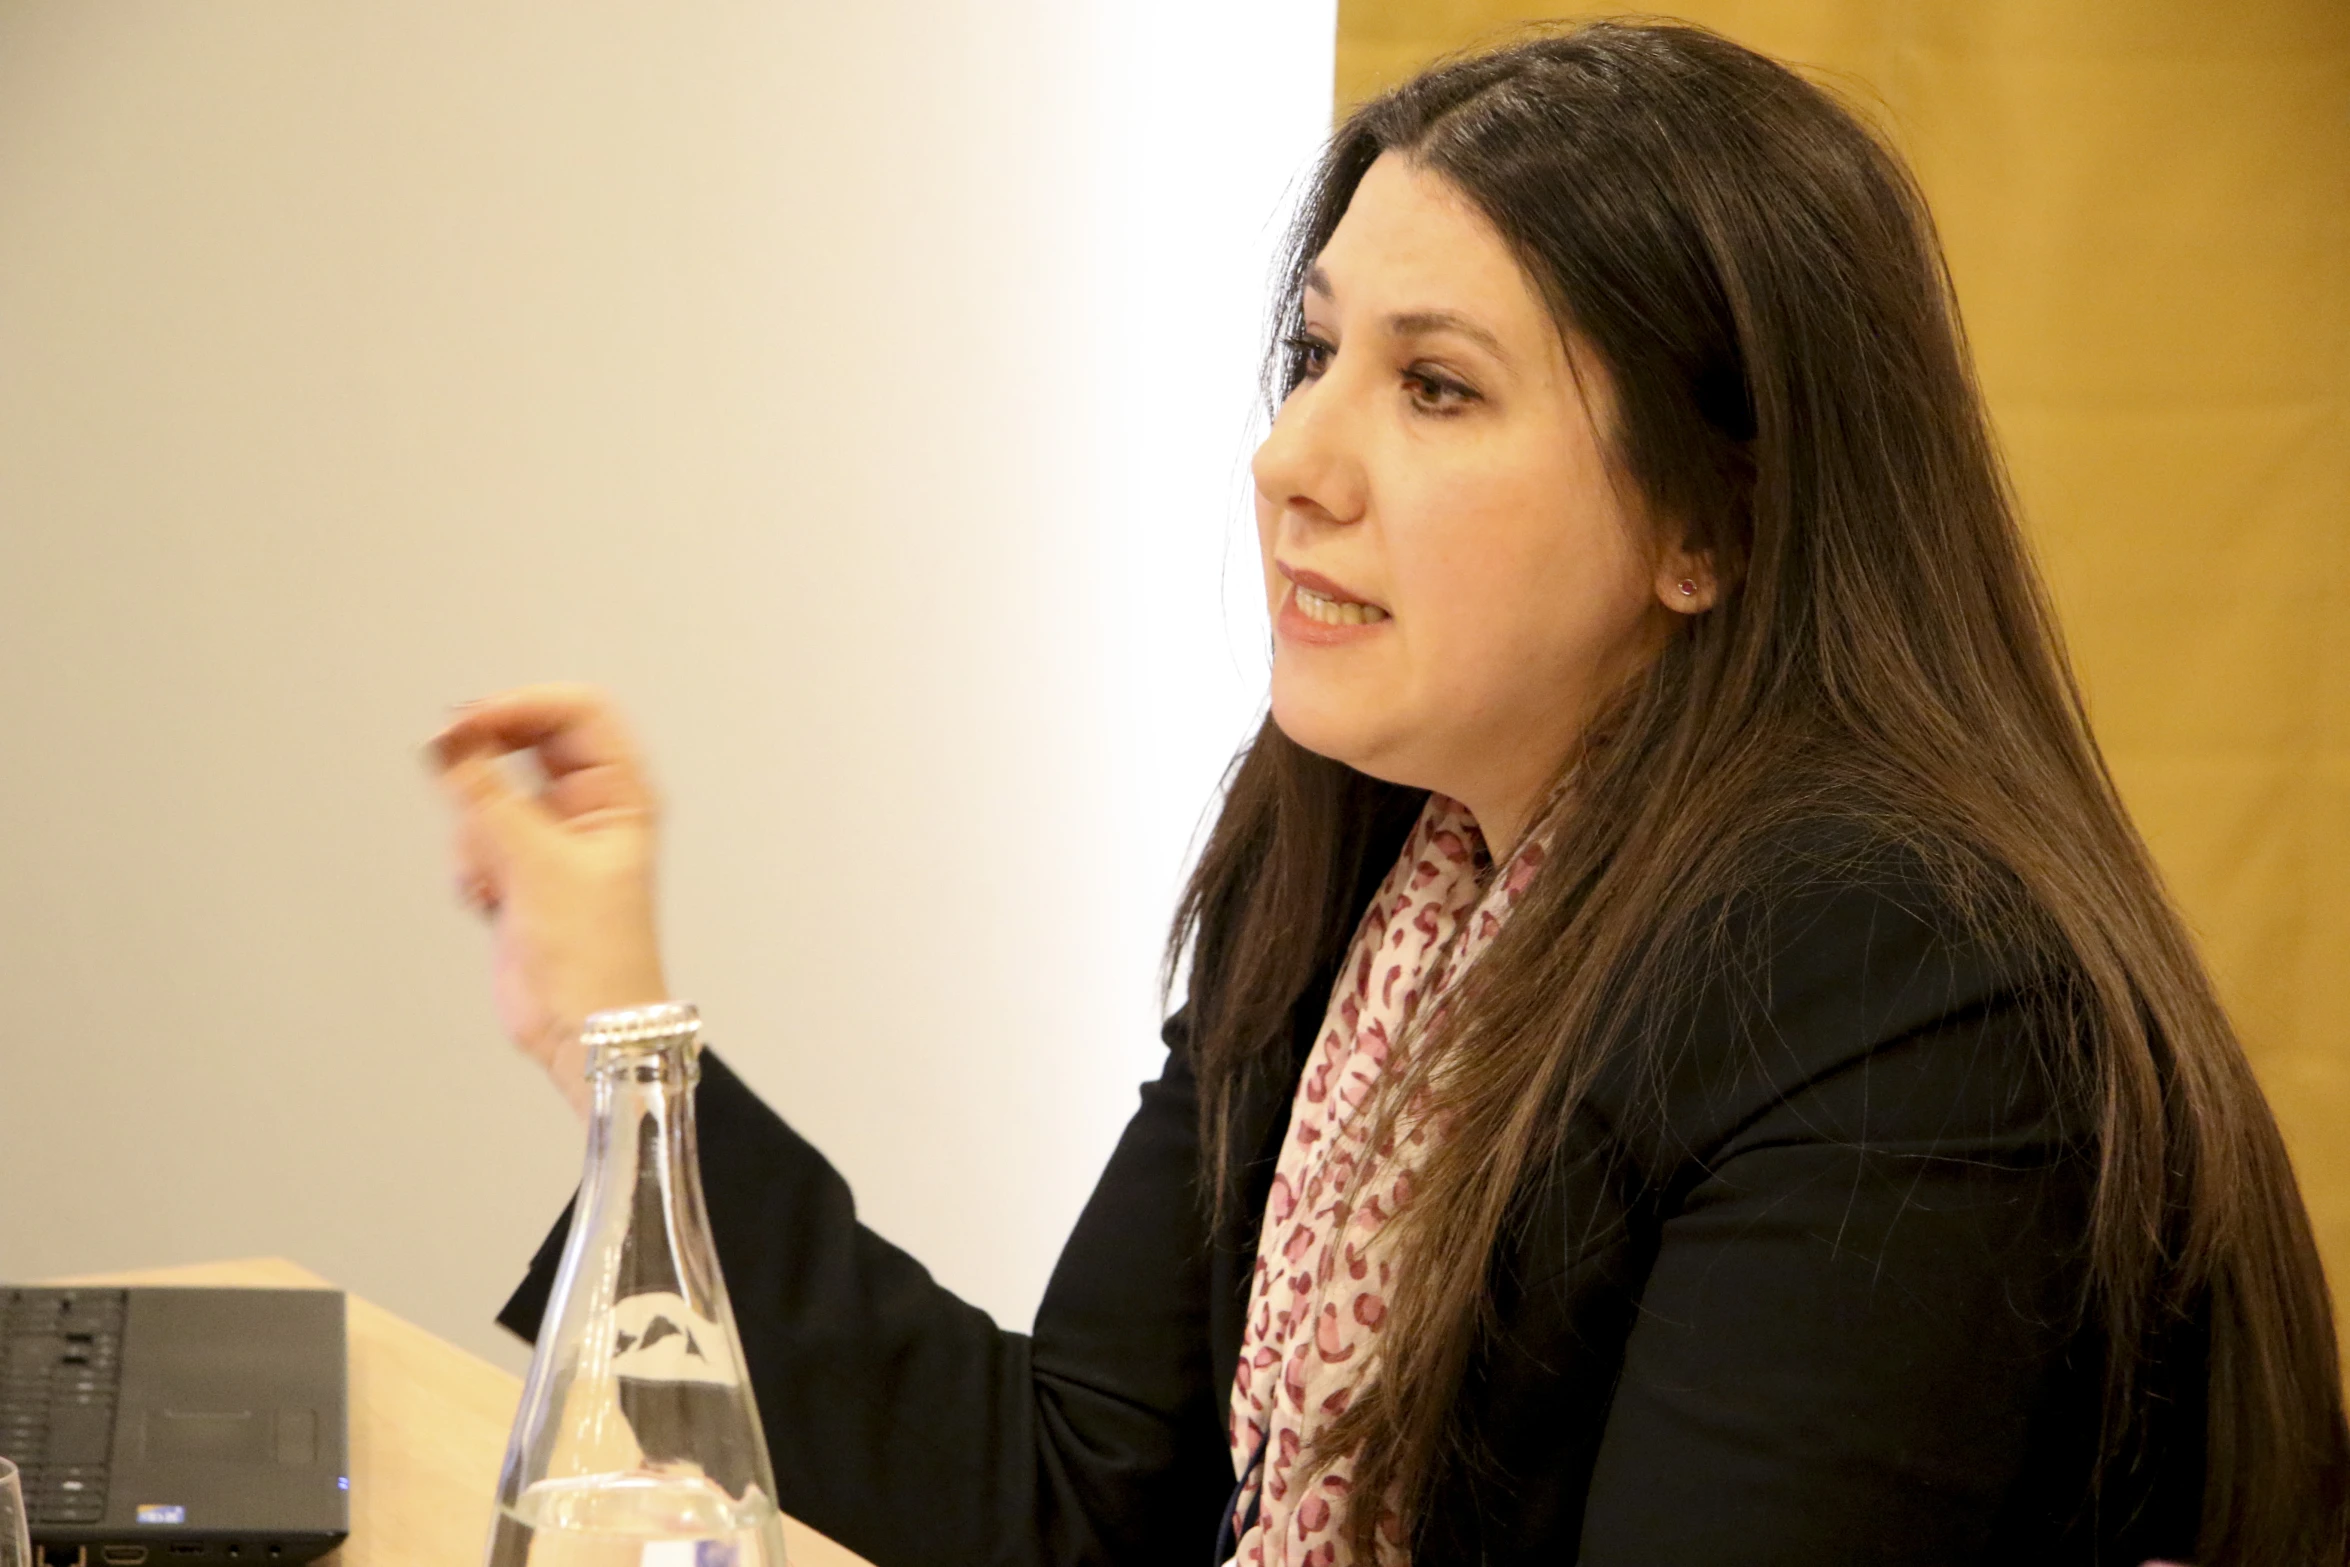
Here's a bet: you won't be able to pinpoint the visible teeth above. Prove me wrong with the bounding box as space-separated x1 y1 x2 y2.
1295 584 1388 626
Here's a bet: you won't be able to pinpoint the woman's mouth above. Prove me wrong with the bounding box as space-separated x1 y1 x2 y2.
1292 582 1391 627
1276 568 1391 647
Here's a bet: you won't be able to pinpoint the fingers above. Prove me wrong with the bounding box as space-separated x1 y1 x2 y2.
453 862 499 916
426 684 655 825
450 814 502 915
430 684 650 804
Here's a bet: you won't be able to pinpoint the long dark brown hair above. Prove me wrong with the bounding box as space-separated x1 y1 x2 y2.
1168 19 2348 1562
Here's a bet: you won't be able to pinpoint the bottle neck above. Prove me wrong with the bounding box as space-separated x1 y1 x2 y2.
579 1038 713 1310
585 1037 699 1141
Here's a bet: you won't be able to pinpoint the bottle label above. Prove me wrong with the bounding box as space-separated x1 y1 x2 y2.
610 1292 740 1386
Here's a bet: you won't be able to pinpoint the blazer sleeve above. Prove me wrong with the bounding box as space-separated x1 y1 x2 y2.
1573 857 2112 1565
498 1016 1235 1567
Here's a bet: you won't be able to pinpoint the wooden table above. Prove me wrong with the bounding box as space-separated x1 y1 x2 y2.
60 1259 873 1567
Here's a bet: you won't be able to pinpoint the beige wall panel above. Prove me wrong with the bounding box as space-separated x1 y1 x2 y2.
0 0 1337 1369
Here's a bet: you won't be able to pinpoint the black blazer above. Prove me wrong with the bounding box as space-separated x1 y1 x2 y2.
500 829 2206 1565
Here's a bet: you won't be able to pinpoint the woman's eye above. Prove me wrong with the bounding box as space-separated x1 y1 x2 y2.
1406 367 1478 414
1285 333 1334 383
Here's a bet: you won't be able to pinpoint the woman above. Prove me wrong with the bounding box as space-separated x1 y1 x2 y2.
432 21 2350 1565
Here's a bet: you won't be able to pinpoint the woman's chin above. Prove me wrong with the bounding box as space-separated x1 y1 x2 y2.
1268 694 1411 786
1270 695 1352 763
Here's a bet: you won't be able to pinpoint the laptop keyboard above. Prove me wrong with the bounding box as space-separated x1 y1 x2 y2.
2 1287 126 1526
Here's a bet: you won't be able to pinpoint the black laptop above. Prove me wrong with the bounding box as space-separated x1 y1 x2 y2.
2 1286 349 1565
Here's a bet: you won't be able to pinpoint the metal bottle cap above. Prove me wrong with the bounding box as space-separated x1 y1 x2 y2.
580 1001 701 1071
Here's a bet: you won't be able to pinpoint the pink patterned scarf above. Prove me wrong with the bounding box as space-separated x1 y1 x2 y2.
1224 794 1545 1567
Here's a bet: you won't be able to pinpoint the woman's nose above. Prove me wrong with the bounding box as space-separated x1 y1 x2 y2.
1251 376 1368 529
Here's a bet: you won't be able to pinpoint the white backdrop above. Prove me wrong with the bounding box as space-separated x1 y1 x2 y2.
0 0 1334 1367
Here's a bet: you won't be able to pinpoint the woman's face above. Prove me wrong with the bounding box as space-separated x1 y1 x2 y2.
1253 151 1704 850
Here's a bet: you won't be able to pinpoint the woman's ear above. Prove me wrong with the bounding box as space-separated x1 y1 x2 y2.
1653 541 1720 615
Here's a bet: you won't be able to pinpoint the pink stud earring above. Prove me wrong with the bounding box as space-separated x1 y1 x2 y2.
1676 578 1699 598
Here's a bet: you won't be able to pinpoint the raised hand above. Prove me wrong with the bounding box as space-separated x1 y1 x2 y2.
427 684 670 1117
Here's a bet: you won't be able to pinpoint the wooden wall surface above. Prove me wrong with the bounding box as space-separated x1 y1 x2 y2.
1336 0 2350 1311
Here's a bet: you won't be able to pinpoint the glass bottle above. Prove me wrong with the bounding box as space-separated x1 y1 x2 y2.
487 1002 789 1567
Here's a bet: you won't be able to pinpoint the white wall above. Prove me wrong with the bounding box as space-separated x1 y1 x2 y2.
0 0 1333 1369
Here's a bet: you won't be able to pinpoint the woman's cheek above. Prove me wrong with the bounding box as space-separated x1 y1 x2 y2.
1254 501 1284 617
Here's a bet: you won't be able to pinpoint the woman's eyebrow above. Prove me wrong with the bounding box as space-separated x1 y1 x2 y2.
1302 267 1509 364
1386 309 1509 363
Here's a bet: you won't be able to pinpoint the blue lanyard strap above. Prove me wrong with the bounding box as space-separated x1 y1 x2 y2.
1213 1428 1268 1565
